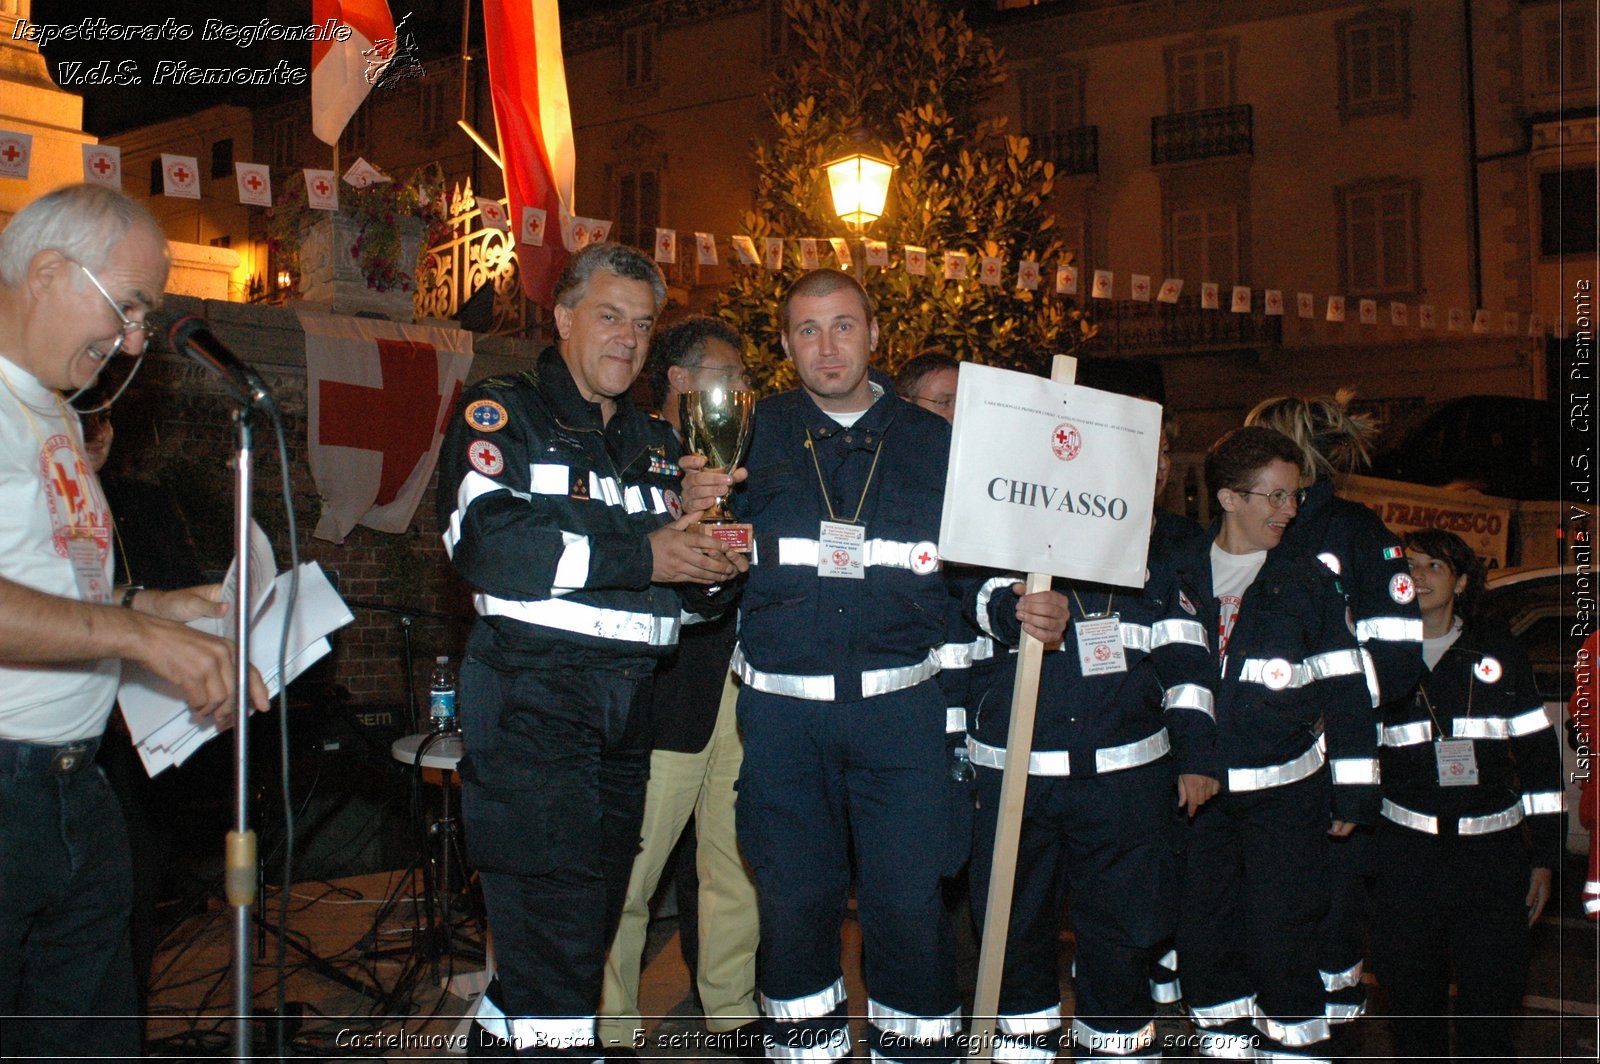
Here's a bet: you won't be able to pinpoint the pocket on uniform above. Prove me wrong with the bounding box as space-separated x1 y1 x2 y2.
461 781 559 877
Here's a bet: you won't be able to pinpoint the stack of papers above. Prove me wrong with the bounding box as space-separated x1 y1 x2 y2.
117 524 355 776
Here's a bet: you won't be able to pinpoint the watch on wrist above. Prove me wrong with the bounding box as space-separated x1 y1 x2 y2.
120 585 145 609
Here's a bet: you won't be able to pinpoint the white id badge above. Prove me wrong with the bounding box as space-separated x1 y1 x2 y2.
67 535 109 604
818 520 866 579
1434 738 1479 787
1074 615 1127 676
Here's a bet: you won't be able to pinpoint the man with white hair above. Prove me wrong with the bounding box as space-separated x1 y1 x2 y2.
0 183 266 1057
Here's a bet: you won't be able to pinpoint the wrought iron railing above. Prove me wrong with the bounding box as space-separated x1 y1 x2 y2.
1085 297 1282 355
415 179 538 338
1151 104 1253 166
1029 125 1099 176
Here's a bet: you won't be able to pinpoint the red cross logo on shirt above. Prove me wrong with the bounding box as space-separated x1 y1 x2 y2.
245 173 262 191
92 155 112 175
1388 572 1416 604
916 550 933 567
171 166 190 184
1 143 20 163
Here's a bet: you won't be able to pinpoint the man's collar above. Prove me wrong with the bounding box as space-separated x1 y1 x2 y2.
536 345 637 429
800 379 896 444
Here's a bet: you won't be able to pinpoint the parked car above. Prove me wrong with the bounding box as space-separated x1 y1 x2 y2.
1477 566 1588 856
1368 396 1562 501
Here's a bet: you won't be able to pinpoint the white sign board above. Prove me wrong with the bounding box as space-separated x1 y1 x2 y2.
938 362 1161 588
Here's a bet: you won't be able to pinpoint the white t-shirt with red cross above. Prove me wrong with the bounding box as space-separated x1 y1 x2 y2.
0 354 119 743
1211 541 1267 659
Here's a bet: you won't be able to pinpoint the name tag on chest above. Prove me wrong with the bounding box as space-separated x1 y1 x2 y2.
1074 615 1127 676
1434 738 1479 787
818 520 865 579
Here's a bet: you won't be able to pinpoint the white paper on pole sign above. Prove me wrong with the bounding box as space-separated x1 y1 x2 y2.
118 558 354 776
938 362 1161 588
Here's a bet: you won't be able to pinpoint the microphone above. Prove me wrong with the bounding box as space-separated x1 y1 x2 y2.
165 315 276 410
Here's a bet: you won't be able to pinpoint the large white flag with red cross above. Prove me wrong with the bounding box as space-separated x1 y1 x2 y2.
297 312 474 542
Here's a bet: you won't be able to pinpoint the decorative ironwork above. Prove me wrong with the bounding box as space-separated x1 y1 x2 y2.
415 179 539 338
1031 125 1099 176
1151 105 1253 166
1086 297 1282 356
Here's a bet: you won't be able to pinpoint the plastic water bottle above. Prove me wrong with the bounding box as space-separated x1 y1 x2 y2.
429 656 458 732
950 743 975 783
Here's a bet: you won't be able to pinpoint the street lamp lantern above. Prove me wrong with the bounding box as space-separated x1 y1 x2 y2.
824 149 895 231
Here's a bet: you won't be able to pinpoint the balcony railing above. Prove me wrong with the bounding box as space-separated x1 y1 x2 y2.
416 179 537 338
1029 125 1099 176
1151 105 1253 166
1086 297 1282 356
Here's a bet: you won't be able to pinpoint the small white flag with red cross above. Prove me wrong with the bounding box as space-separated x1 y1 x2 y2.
304 169 339 210
82 144 121 189
162 154 201 200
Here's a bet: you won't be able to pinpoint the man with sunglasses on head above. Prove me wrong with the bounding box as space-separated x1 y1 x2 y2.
0 183 267 1058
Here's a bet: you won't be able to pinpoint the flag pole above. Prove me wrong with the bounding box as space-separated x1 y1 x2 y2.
967 353 1077 1063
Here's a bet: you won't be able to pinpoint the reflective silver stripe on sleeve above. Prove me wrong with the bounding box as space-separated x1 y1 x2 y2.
1329 757 1380 786
1094 730 1171 774
475 594 679 646
775 537 939 571
1237 658 1311 689
1452 711 1551 740
1381 798 1440 833
1071 1018 1154 1055
1120 623 1153 653
966 737 1071 777
1163 683 1215 718
1152 617 1209 650
946 707 967 735
1355 616 1424 644
939 637 990 670
1319 960 1363 992
1252 1012 1330 1048
1190 993 1257 1028
1360 646 1382 708
865 998 960 1042
730 645 941 702
1509 707 1553 736
1324 1001 1365 1024
973 635 996 662
1460 803 1525 834
760 977 846 1020
1380 720 1433 747
975 576 1020 639
1226 741 1325 792
550 530 591 592
445 470 524 554
529 462 569 495
998 1005 1062 1035
1307 648 1366 680
1197 1033 1258 1058
1520 791 1567 816
1149 977 1183 1004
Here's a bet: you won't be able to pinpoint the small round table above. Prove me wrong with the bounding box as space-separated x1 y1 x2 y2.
390 731 473 979
390 731 465 771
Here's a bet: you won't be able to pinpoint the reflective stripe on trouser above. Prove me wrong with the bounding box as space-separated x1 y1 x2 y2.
736 684 959 1064
990 1006 1062 1064
760 979 851 1063
970 764 1175 1063
1178 773 1333 1059
1148 946 1181 1004
459 658 651 1059
1316 818 1375 1025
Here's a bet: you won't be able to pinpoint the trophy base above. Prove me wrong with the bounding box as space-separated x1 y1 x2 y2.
703 521 753 553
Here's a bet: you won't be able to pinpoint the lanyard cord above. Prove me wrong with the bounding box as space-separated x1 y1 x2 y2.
1070 589 1114 620
1416 623 1475 737
806 427 884 525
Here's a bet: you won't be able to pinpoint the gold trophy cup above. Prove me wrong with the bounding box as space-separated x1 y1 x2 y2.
680 387 756 552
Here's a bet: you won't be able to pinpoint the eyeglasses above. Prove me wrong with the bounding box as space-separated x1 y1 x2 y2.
74 260 152 358
1233 487 1306 509
689 364 749 389
913 394 955 411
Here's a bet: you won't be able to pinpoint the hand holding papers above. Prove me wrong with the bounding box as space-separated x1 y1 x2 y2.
117 523 355 775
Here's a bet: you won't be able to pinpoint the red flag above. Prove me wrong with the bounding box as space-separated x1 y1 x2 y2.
483 0 576 308
311 0 396 146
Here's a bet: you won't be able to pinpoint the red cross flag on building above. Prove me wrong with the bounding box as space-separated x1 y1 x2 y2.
235 162 272 207
161 154 200 200
520 206 548 246
311 0 395 145
484 0 576 308
477 197 512 233
82 144 121 189
304 169 340 211
298 312 475 542
343 157 391 189
0 130 32 180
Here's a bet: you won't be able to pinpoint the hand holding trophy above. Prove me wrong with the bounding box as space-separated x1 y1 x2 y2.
680 387 755 551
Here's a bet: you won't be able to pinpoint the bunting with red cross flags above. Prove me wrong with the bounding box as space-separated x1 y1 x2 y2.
297 311 474 542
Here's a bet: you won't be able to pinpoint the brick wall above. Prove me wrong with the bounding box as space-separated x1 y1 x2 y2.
104 297 540 716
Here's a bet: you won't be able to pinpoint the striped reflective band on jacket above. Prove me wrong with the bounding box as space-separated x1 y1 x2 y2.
475 593 680 646
1164 683 1215 719
1190 993 1256 1028
1521 790 1566 815
730 644 940 702
975 575 1021 638
471 994 594 1050
1381 798 1526 835
527 462 673 516
1379 719 1433 747
1197 1033 1257 1059
1253 1012 1330 1048
1071 1019 1154 1056
1355 616 1424 644
1152 617 1209 650
946 708 967 735
1451 707 1552 740
967 730 1170 777
1319 959 1363 992
999 1005 1062 1035
1236 648 1365 689
866 998 960 1042
1584 882 1600 917
763 537 940 572
1226 739 1324 793
1329 756 1380 785
938 635 995 670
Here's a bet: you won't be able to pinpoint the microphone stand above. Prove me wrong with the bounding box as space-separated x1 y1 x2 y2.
226 403 256 1062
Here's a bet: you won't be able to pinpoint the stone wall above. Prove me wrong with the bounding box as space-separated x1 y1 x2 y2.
105 297 540 715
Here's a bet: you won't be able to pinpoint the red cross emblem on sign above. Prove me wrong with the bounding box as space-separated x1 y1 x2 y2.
172 166 190 183
92 155 112 175
246 174 262 191
1 143 19 162
1134 279 1149 296
1051 423 1081 461
314 179 330 196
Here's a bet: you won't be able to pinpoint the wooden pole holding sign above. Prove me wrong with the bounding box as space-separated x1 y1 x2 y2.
967 353 1076 1063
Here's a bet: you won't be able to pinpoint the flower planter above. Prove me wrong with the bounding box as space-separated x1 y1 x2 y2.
297 212 424 321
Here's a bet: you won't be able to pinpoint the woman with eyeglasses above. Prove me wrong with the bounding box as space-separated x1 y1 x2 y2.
1176 427 1376 1061
1372 528 1563 1062
1244 392 1424 1034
